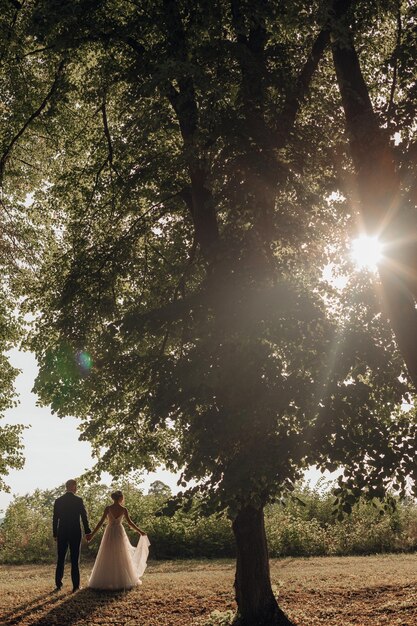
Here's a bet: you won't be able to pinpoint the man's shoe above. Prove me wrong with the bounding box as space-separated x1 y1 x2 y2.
54 585 62 592
72 586 81 593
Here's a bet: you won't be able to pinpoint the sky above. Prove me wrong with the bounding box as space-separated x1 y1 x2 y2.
0 348 181 514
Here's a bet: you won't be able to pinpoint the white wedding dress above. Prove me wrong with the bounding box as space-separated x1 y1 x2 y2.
88 509 150 590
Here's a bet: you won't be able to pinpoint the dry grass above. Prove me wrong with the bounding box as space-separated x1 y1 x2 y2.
0 554 416 625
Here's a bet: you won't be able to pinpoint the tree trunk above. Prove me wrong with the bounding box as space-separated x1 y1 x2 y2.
232 505 294 626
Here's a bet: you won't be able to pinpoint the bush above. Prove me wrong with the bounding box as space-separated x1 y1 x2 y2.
264 479 417 557
0 489 57 562
267 514 327 557
1 479 416 564
0 480 235 563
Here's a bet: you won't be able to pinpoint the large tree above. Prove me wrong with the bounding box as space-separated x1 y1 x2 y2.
3 0 417 623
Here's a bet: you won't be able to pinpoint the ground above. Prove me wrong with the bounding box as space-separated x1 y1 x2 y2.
0 554 416 626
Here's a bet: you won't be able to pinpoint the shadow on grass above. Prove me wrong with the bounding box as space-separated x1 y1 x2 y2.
0 591 58 625
2 588 127 626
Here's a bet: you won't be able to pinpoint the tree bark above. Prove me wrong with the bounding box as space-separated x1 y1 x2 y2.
232 505 294 626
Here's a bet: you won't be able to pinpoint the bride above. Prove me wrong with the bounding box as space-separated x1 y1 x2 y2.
86 489 150 590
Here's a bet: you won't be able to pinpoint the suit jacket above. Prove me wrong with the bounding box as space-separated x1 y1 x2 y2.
53 492 91 538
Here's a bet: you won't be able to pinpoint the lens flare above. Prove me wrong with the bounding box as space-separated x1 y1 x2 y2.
351 235 382 271
76 351 93 373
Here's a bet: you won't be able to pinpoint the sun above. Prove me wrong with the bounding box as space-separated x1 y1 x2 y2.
350 235 383 271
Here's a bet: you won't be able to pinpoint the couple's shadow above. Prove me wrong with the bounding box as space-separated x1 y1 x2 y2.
2 588 128 626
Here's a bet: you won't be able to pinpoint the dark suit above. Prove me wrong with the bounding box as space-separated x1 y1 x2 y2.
53 492 91 589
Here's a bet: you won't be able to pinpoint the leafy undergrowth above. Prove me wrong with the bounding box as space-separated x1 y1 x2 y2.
0 554 416 625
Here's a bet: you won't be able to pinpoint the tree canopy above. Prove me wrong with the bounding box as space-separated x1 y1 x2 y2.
1 0 417 623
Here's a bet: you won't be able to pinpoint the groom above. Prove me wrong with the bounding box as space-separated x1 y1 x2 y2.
53 479 92 592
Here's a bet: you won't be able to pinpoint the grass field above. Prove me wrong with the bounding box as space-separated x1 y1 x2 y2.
1 554 416 626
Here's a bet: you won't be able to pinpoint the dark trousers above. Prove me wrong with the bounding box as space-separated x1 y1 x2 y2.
55 533 81 589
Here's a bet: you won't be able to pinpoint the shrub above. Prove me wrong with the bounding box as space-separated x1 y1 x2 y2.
1 479 416 564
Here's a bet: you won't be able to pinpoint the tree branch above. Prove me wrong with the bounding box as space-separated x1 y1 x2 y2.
331 0 417 389
276 0 356 148
17 45 56 59
387 2 402 125
0 59 65 185
161 0 219 257
331 5 399 231
101 95 115 170
276 27 330 147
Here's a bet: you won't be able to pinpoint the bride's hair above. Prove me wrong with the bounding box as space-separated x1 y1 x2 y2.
111 490 123 502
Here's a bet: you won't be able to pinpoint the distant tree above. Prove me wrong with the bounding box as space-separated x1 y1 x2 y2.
0 487 59 561
2 0 417 624
148 481 172 498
